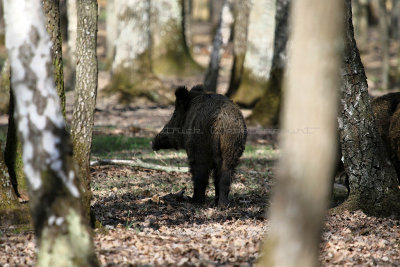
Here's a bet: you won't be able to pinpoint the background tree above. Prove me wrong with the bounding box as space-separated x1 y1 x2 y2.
71 0 98 223
338 0 400 216
151 0 203 77
352 0 369 49
106 0 117 62
3 0 99 265
107 0 171 104
43 0 66 117
203 0 233 92
260 0 343 266
225 0 251 98
375 0 390 90
230 0 276 107
246 0 290 126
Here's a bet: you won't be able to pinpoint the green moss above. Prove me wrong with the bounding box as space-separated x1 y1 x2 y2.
246 68 283 127
152 20 203 77
105 66 174 105
231 69 269 107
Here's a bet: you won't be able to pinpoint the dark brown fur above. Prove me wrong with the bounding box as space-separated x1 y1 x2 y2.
152 85 247 206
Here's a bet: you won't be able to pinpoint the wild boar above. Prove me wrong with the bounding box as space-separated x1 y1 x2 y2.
152 85 247 207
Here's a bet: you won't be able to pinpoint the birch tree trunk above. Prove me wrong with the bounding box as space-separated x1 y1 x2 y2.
260 0 343 266
225 0 251 98
246 0 289 126
230 0 276 107
108 0 171 104
43 0 66 117
338 0 400 216
3 0 99 265
151 0 202 77
203 0 233 92
71 0 98 224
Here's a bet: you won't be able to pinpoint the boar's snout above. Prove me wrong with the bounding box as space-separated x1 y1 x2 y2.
152 132 176 151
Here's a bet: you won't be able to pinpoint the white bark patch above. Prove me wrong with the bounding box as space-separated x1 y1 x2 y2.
4 0 79 197
112 0 150 70
244 0 276 80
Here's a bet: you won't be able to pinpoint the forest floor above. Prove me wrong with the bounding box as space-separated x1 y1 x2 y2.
1 19 400 266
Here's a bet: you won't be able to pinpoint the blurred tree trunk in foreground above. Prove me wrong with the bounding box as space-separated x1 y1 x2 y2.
108 0 171 104
260 0 343 266
3 0 99 265
225 0 251 98
71 0 98 224
246 0 289 126
230 0 276 107
338 0 400 216
43 0 66 117
204 0 233 92
151 0 203 77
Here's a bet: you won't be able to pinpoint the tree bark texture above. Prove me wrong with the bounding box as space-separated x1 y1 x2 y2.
246 0 289 126
43 0 66 118
230 0 276 106
0 58 10 114
203 0 233 92
71 0 98 223
225 0 251 98
0 140 29 227
260 0 343 266
4 91 26 199
338 0 400 216
3 0 99 265
151 0 203 77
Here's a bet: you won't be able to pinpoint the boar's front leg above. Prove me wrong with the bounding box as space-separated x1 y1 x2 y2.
190 163 210 204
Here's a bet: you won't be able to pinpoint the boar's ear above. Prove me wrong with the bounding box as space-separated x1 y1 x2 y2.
175 86 190 109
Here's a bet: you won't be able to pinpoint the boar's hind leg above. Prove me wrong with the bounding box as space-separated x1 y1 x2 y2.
191 164 210 204
215 165 233 207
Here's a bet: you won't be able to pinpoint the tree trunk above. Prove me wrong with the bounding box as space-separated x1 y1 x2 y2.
230 0 276 107
106 0 117 62
182 0 193 50
203 0 233 92
338 0 400 216
376 0 390 90
4 91 26 199
108 0 171 105
225 0 251 98
0 140 30 227
352 0 369 50
3 0 99 265
246 0 289 126
71 0 98 224
0 58 10 114
43 0 66 117
260 0 343 266
65 0 77 90
150 0 203 77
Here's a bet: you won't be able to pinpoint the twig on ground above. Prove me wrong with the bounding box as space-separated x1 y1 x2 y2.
90 159 189 173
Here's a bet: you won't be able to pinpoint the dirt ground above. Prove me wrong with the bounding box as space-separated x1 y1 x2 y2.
1 16 400 267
